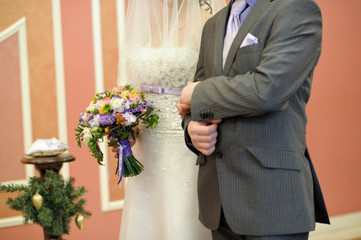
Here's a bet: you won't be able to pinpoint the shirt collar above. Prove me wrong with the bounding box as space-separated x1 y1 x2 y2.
231 0 257 9
246 0 257 8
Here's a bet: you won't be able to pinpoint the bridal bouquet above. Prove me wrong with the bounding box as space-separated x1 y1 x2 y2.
75 85 159 184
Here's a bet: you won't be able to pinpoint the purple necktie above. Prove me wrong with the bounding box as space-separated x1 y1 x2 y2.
223 0 247 67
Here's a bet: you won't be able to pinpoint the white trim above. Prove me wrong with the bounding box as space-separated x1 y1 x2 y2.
99 143 124 212
116 0 126 84
1 180 27 186
310 211 361 240
0 17 34 228
103 199 124 212
17 18 34 180
52 0 70 180
91 0 104 93
0 216 25 228
116 0 125 63
98 142 110 211
91 0 123 211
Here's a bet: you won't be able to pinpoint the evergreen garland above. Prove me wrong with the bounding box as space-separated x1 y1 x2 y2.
0 170 91 237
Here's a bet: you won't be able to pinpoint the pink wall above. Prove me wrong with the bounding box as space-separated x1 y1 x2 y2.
0 33 25 182
0 1 361 239
0 0 121 239
61 0 121 239
307 0 361 216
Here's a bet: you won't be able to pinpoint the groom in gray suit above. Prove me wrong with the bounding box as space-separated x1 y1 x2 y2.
177 0 330 239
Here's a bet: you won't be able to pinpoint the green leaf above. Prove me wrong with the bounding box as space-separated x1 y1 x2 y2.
124 84 133 91
145 114 159 130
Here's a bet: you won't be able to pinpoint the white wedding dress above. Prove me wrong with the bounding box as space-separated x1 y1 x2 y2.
118 1 225 239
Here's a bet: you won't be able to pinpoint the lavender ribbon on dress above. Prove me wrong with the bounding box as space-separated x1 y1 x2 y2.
141 84 182 95
118 140 133 185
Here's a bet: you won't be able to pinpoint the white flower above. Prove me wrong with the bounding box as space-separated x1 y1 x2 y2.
110 98 125 113
80 113 90 123
82 128 92 146
122 112 137 126
123 101 132 111
90 115 100 128
86 103 98 113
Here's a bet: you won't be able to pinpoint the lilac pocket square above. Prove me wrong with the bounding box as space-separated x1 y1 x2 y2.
240 33 258 48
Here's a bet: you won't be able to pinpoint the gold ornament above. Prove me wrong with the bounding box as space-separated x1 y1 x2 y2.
75 213 84 230
32 192 43 210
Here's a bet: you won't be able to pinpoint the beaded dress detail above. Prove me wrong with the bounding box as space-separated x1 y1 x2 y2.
125 46 198 137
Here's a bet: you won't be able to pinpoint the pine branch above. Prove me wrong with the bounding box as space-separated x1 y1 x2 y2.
0 170 91 236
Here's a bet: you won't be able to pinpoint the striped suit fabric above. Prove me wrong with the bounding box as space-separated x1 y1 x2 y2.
183 0 330 236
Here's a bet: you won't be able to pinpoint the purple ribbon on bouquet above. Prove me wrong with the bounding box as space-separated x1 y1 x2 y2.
118 140 133 185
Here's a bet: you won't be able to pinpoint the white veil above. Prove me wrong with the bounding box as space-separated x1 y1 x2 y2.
118 0 226 87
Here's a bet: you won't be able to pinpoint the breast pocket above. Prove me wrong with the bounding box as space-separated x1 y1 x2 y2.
232 43 262 75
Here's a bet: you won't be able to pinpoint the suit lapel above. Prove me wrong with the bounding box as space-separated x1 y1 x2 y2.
214 5 231 76
223 0 273 75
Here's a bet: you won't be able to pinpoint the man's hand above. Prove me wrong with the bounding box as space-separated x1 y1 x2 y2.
180 81 222 156
180 82 199 106
176 102 190 117
188 119 222 156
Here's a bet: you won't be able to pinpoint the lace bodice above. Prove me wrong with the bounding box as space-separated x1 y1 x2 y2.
124 46 198 90
118 0 225 140
123 46 198 137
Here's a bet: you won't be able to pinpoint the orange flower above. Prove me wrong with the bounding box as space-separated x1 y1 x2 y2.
104 126 111 134
116 113 125 125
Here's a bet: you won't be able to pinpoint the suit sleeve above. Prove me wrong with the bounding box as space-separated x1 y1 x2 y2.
182 22 208 155
190 0 322 121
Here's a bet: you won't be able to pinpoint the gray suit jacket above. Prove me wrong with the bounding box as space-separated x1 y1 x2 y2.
183 0 330 236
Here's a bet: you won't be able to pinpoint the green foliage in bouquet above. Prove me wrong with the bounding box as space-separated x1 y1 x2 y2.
0 170 91 237
75 84 159 180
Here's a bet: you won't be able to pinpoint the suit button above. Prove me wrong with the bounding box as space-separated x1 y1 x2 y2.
200 113 208 118
200 113 214 119
216 152 223 158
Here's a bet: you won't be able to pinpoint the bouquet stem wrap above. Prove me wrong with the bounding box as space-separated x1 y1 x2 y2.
111 131 144 185
118 140 131 185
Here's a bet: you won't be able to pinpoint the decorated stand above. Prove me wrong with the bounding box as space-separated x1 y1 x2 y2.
0 139 91 240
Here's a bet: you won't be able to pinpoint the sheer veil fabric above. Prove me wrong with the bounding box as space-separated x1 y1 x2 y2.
119 0 225 88
118 1 225 240
121 0 226 50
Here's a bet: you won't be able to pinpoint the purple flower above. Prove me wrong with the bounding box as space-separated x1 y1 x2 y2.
98 113 117 125
79 112 85 123
79 112 93 124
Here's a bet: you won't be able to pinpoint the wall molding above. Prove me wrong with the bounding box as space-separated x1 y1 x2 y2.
0 216 25 229
116 0 125 83
99 143 124 211
91 0 124 212
310 211 361 240
52 0 70 180
91 0 105 93
0 17 34 228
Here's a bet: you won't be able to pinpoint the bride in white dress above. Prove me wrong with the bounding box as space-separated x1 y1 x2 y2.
117 1 225 239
